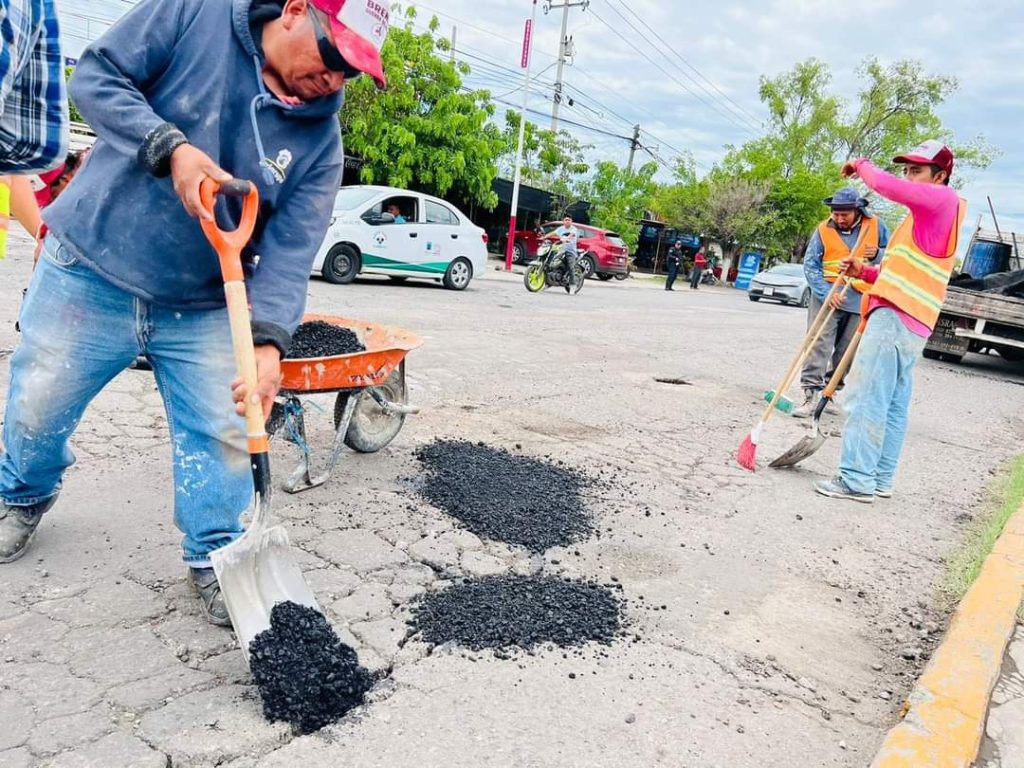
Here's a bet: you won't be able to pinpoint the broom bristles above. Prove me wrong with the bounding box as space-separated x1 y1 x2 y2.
736 423 762 472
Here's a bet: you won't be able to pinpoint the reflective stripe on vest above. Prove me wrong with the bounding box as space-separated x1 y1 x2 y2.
0 178 10 261
818 215 878 294
865 198 968 331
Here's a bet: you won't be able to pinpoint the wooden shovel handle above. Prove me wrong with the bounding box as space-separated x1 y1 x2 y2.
822 317 867 399
198 178 267 456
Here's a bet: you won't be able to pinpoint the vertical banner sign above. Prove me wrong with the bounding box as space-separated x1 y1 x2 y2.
521 19 532 68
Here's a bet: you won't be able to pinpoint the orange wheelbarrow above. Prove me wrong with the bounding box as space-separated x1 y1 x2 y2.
267 313 423 493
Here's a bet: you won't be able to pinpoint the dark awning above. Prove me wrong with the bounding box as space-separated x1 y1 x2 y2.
492 178 554 214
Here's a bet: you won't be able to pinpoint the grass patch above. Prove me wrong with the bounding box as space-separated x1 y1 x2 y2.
942 454 1024 604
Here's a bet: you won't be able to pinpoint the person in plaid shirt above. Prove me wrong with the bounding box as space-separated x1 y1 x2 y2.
0 0 68 173
0 0 69 260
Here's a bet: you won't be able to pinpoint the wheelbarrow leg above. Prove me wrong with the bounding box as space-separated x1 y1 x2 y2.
281 391 359 494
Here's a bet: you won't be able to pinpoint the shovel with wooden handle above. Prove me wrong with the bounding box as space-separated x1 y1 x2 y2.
200 178 319 666
769 317 866 469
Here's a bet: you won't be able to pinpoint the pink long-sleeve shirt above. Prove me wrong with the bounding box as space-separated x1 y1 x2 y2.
853 158 962 337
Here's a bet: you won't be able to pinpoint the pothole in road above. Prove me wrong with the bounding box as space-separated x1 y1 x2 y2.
409 574 623 652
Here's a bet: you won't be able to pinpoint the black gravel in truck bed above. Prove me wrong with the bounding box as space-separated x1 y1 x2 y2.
286 321 366 359
415 439 592 552
249 601 373 734
409 574 622 651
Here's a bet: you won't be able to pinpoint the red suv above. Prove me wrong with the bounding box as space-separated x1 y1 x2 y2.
510 222 629 279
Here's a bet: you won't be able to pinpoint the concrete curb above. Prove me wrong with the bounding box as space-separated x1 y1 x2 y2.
871 502 1024 767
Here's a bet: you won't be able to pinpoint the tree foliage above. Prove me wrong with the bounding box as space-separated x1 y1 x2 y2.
66 67 84 123
656 56 996 264
576 161 658 250
497 112 591 198
339 9 504 208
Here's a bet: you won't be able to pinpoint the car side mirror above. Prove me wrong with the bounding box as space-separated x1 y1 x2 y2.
379 212 396 224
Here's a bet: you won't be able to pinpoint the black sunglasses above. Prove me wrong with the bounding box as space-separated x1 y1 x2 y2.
307 5 363 79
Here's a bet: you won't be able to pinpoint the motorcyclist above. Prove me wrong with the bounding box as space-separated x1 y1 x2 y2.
550 215 580 293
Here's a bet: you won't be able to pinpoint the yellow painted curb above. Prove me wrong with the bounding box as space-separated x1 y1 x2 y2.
871 503 1024 768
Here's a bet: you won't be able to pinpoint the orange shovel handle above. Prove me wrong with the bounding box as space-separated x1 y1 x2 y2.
198 178 268 457
199 179 259 280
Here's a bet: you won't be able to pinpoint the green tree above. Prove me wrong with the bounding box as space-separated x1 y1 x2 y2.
498 112 591 198
717 57 995 260
340 10 504 208
576 161 657 250
65 66 84 123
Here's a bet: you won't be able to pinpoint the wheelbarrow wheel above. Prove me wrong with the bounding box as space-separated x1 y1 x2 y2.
334 367 406 453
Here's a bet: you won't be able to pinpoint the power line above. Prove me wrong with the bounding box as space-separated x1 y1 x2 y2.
588 3 758 138
604 0 763 130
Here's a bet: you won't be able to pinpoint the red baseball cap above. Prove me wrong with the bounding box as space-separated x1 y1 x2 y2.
310 0 390 89
893 139 954 176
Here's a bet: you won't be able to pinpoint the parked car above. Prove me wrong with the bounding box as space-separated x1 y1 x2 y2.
311 185 489 291
747 263 811 307
508 222 629 279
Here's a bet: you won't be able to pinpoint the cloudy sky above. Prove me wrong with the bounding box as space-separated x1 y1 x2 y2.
62 0 1024 237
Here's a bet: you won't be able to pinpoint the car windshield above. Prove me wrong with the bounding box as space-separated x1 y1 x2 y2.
768 264 804 277
333 188 380 213
606 234 626 248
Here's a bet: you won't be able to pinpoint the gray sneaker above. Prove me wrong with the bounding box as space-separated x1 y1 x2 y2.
875 487 893 499
792 390 821 419
188 568 232 627
0 497 57 563
814 476 874 504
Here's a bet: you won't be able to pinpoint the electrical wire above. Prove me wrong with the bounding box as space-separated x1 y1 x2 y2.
588 3 758 138
604 0 763 131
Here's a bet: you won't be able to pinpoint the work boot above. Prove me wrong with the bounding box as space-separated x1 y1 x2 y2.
0 496 58 564
792 389 820 419
188 567 232 627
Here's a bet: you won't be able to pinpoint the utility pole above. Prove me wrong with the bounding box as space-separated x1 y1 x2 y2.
450 26 456 63
626 124 641 172
544 0 588 131
505 0 539 272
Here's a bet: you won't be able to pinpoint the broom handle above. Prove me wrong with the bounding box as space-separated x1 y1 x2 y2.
759 277 851 422
759 222 872 423
821 317 867 399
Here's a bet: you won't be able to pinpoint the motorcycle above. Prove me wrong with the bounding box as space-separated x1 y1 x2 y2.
523 240 585 294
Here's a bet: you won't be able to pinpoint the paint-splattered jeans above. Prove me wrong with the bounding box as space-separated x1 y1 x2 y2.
0 234 252 566
838 308 927 494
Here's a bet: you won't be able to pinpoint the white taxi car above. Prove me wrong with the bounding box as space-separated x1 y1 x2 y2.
311 185 489 291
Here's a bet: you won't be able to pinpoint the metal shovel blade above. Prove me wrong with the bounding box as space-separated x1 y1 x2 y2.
769 404 829 469
210 497 319 667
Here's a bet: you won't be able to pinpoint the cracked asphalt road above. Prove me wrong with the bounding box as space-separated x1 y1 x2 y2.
2 234 1023 768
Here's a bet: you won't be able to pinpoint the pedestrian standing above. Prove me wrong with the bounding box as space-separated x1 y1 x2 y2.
815 141 967 503
689 246 708 289
665 240 683 290
792 188 889 418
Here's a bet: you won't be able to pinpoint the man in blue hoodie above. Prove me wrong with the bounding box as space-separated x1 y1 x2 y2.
0 0 389 626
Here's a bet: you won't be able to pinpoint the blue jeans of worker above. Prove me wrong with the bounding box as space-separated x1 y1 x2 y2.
838 308 926 494
0 235 252 567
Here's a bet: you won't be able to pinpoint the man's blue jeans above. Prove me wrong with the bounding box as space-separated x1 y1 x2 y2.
0 235 252 566
839 308 927 494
